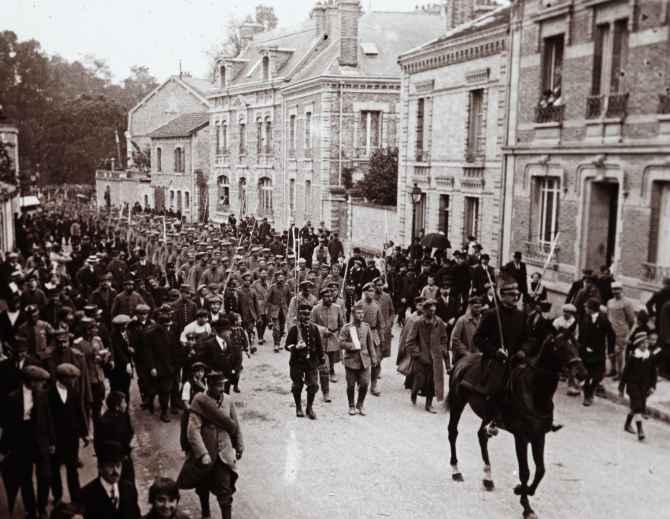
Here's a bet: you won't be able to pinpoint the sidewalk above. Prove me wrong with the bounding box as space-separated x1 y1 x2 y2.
599 375 670 424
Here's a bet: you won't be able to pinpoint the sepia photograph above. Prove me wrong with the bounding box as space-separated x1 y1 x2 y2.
1 0 669 517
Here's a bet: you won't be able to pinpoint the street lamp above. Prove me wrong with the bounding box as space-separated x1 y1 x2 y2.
410 182 423 244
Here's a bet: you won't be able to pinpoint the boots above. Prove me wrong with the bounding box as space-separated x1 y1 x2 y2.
624 413 635 434
370 379 381 397
356 387 368 415
306 392 317 420
217 500 232 519
293 391 304 418
198 493 211 519
636 420 645 441
425 396 437 414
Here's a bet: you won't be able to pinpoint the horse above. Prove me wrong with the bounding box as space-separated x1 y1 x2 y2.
446 333 588 518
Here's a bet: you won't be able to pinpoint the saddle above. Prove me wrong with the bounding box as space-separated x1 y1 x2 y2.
455 353 507 397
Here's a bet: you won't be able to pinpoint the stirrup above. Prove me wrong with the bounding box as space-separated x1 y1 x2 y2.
484 421 499 437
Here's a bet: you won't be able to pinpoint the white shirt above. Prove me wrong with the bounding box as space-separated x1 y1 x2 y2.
99 477 120 507
22 385 33 420
7 310 20 326
56 381 68 404
216 335 227 351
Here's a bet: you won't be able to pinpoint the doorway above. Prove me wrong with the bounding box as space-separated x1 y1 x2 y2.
584 180 619 270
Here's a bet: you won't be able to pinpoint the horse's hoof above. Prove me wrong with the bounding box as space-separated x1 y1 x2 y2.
483 479 495 491
452 473 464 482
523 511 537 519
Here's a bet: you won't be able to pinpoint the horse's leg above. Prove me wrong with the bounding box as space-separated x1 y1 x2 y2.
528 434 546 497
514 435 536 518
478 421 494 491
448 396 466 482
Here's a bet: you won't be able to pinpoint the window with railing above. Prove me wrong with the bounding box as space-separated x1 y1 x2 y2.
466 89 484 161
439 194 450 237
304 111 312 156
359 110 381 157
258 177 273 216
217 175 230 211
645 182 670 283
464 196 480 242
265 117 272 155
536 34 565 123
588 18 629 119
239 122 246 156
156 147 162 172
416 98 425 161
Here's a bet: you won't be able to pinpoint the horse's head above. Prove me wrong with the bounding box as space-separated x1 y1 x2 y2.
550 333 587 381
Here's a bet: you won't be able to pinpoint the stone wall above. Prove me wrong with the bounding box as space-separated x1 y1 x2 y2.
95 171 154 210
349 201 399 254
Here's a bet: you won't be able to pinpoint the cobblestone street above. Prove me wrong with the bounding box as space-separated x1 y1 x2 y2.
116 328 670 519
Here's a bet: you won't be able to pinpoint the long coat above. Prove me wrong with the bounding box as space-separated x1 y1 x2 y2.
250 279 270 315
405 316 448 401
48 384 87 464
338 322 377 370
311 302 344 353
0 386 55 461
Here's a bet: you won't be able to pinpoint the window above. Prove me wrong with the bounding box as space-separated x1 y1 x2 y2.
222 123 228 153
185 191 190 209
359 110 381 155
439 195 450 236
542 34 564 94
239 122 246 155
416 98 425 160
265 117 272 154
464 196 480 242
215 124 222 155
592 19 629 96
217 175 230 211
169 190 175 208
256 118 263 155
289 115 296 156
239 178 247 215
414 193 426 235
177 191 182 211
262 56 270 81
305 112 312 152
144 194 149 207
535 178 560 245
174 147 185 172
289 179 295 216
219 64 226 88
258 177 273 216
466 90 484 161
650 183 670 267
156 147 162 172
305 180 311 217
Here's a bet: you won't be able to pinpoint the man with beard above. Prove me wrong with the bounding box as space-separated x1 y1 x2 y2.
285 304 323 419
311 287 344 400
111 279 146 318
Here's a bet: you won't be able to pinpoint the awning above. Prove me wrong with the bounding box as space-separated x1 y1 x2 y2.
19 195 41 208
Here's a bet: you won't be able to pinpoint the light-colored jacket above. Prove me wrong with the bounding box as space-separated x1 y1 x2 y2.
338 322 377 370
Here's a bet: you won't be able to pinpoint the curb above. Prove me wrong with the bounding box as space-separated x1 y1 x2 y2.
598 387 670 425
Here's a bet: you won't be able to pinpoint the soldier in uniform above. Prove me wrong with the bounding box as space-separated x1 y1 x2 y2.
311 287 344 386
339 302 378 415
266 273 291 352
358 283 386 396
285 304 323 419
250 268 270 344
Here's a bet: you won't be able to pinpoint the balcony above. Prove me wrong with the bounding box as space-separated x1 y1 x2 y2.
522 240 560 268
641 262 670 285
535 104 565 124
605 93 629 118
416 150 431 163
586 95 604 119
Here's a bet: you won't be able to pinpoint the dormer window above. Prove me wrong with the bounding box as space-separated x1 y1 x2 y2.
262 56 270 81
219 64 226 88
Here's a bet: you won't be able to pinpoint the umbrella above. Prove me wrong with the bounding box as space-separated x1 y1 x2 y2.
421 232 451 250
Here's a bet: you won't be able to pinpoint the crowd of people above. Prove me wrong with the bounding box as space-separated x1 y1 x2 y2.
0 200 666 518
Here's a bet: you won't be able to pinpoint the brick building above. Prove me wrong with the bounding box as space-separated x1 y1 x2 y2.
149 112 210 223
207 0 445 232
504 0 670 301
397 1 508 264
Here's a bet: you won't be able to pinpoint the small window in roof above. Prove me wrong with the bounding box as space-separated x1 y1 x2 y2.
361 42 379 56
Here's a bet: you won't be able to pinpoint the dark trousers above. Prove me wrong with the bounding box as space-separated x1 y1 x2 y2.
411 361 435 400
272 311 286 346
256 314 268 342
50 454 81 503
109 372 132 403
196 460 237 519
318 357 330 396
170 372 183 410
290 364 319 395
345 367 370 408
327 351 340 373
149 375 174 413
583 364 605 400
3 450 50 516
91 381 106 423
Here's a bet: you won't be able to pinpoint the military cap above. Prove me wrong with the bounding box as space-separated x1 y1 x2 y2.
25 304 39 315
135 304 151 314
262 248 271 253
298 303 313 313
180 283 192 291
102 272 113 280
112 314 132 325
299 280 314 290
363 282 375 291
83 305 98 316
499 280 519 294
56 363 81 378
23 365 51 382
287 254 295 260
251 247 261 253
196 308 209 318
206 370 227 384
469 296 483 306
97 441 125 464
196 284 208 293
207 295 222 304
241 272 252 279
319 287 331 297
274 255 283 260
423 298 437 307
7 251 19 259
611 281 623 290
191 361 207 372
561 303 577 313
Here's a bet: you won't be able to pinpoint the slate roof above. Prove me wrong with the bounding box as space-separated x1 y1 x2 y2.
180 76 218 97
148 112 210 139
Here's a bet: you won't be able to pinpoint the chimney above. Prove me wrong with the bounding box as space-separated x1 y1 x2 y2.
338 0 361 67
446 0 498 30
311 2 328 36
239 20 265 50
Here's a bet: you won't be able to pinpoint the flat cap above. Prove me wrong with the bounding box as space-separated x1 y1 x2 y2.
23 365 51 382
112 314 132 325
135 304 151 314
56 363 81 378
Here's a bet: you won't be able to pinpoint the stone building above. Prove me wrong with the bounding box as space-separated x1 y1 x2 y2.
148 112 210 223
397 1 508 264
207 0 445 232
0 110 19 251
504 0 670 300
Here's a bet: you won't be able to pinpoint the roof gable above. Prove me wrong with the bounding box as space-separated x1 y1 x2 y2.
148 112 210 139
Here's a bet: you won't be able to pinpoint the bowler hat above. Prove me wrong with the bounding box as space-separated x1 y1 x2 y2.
97 441 124 464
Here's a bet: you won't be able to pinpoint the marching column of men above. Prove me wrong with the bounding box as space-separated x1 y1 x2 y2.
1 203 665 517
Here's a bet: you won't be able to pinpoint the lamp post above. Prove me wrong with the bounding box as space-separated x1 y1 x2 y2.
410 182 423 245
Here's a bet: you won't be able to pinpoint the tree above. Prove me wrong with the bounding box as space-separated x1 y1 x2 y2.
355 147 399 206
255 5 278 30
122 65 159 108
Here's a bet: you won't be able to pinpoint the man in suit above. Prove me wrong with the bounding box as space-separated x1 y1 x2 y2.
470 254 496 296
579 297 616 407
338 303 378 415
0 365 55 519
49 363 89 504
199 317 242 386
144 311 179 422
0 336 39 403
89 273 117 330
503 251 528 302
81 441 141 519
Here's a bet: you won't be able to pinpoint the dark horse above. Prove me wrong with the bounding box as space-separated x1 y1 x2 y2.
447 334 588 518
